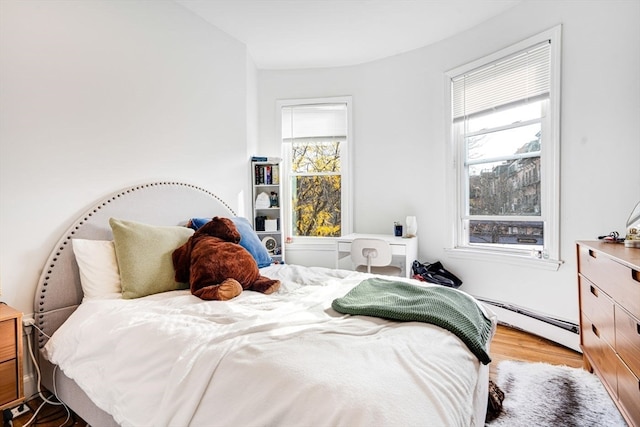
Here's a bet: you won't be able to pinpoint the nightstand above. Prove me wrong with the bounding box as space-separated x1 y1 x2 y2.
0 304 24 411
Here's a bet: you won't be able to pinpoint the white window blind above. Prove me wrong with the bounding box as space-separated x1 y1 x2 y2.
452 41 551 120
282 104 347 141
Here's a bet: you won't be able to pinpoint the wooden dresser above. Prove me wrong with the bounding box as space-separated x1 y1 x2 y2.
577 241 640 427
0 304 24 411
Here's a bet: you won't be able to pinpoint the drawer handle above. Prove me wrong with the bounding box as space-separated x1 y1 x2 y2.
589 249 597 259
632 269 640 283
590 285 598 297
592 324 600 338
637 323 640 336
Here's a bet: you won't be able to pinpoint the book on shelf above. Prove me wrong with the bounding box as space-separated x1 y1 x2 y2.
251 156 282 163
255 164 265 185
265 165 272 185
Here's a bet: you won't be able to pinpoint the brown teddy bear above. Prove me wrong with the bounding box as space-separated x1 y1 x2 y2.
172 216 280 300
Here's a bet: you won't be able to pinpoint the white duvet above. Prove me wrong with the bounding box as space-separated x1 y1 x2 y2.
45 264 496 427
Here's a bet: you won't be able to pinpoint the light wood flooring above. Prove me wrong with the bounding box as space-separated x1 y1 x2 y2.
489 323 583 381
6 324 583 427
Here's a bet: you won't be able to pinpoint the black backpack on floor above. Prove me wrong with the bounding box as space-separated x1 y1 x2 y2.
411 260 463 288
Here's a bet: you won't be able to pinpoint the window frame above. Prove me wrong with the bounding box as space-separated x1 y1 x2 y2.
277 96 353 244
444 26 562 270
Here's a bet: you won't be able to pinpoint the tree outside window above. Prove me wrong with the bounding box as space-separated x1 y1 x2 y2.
291 140 342 236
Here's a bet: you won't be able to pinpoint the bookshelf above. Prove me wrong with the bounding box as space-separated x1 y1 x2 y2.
251 157 284 263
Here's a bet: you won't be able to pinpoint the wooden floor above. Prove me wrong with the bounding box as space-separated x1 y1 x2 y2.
6 324 583 427
488 324 583 382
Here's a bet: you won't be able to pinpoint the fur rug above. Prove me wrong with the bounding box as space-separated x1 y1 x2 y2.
487 360 627 427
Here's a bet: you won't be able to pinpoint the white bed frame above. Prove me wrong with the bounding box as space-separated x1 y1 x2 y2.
33 182 236 426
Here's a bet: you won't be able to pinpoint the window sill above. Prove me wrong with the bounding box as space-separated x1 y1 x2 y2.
445 247 563 271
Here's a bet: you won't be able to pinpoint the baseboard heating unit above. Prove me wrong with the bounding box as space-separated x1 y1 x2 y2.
478 298 581 352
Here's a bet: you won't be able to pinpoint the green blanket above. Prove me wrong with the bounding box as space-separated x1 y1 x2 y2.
332 278 493 364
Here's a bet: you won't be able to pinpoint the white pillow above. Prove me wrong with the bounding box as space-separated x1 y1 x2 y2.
72 239 122 299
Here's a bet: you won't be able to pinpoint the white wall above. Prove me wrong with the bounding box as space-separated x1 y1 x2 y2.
257 0 640 337
0 0 256 315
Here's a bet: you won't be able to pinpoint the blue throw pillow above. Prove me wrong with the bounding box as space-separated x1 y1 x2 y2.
188 217 273 268
188 217 211 230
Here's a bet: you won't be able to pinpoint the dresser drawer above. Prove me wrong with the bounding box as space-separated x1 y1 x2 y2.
0 319 17 363
611 264 640 320
616 305 640 378
578 245 640 318
617 357 640 427
581 312 618 396
0 359 18 405
579 277 615 348
578 245 619 298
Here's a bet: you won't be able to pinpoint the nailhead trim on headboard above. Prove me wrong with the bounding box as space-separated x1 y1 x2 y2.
35 181 236 349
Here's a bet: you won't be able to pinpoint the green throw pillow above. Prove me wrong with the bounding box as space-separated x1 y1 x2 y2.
109 218 194 299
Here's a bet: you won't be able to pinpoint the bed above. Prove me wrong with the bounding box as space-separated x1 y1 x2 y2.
33 181 497 427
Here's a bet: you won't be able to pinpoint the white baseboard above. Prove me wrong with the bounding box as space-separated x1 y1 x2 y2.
20 322 39 402
23 373 37 401
487 303 581 352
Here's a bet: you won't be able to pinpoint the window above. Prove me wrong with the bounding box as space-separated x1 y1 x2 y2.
279 97 352 240
445 26 561 269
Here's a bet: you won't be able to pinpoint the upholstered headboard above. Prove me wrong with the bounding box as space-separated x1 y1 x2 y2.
34 182 235 349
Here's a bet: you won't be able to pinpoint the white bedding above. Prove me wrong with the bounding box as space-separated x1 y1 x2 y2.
45 264 496 427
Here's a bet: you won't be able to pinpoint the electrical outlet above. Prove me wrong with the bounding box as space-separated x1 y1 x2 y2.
22 317 35 327
10 403 30 418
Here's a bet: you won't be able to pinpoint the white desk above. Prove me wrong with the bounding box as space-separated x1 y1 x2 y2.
335 233 418 278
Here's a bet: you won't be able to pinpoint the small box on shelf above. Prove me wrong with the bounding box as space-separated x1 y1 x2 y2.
265 219 278 232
